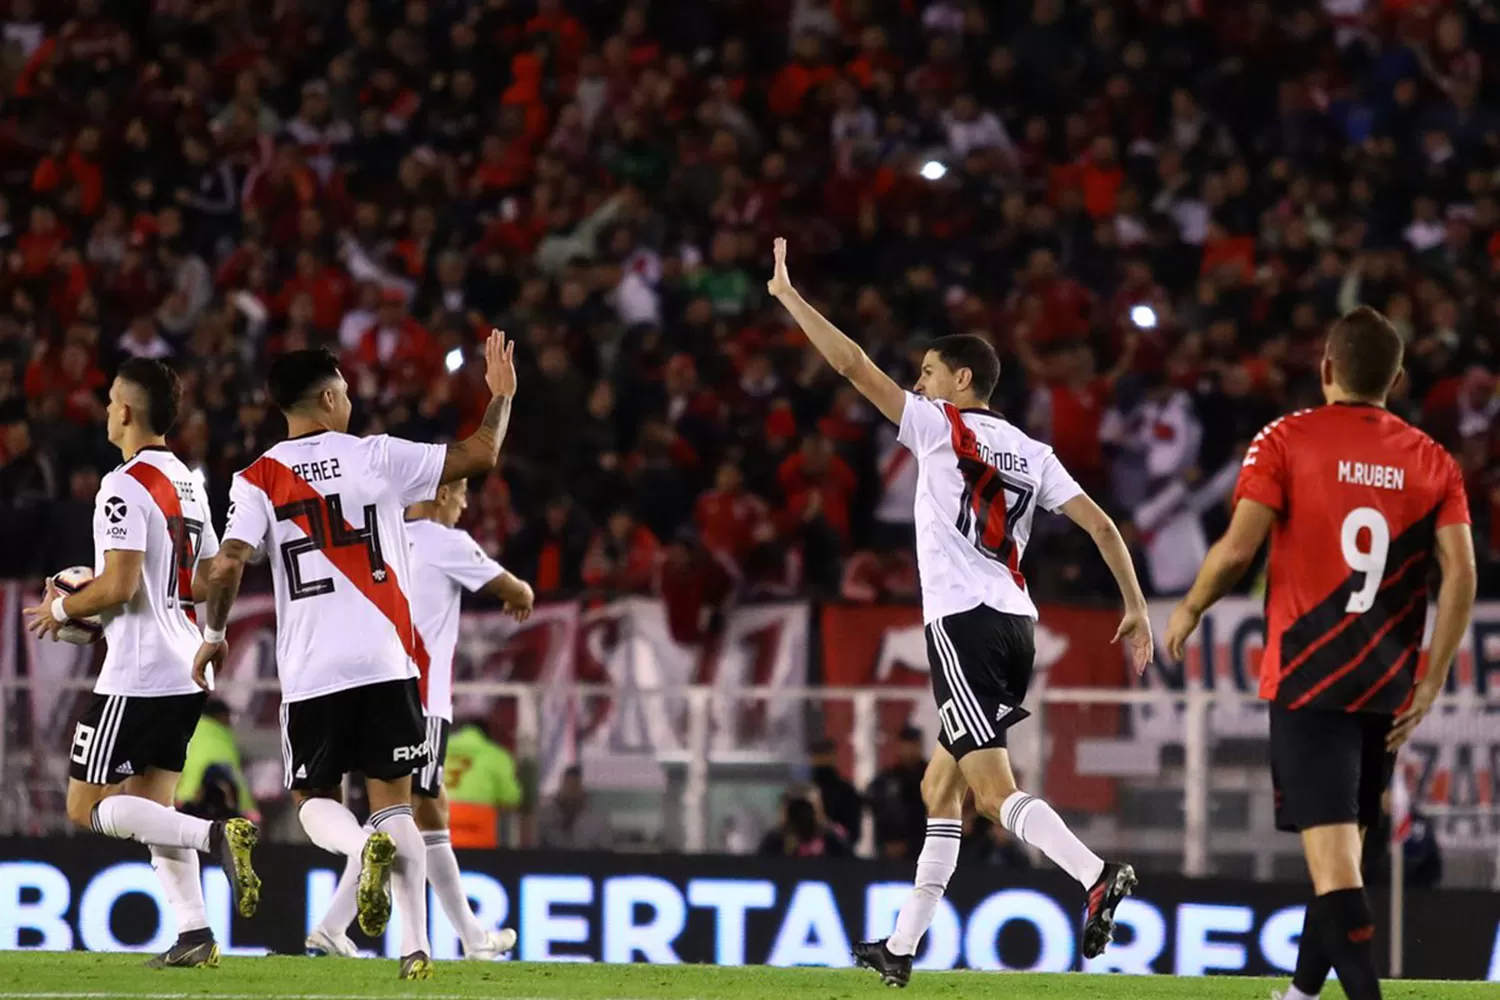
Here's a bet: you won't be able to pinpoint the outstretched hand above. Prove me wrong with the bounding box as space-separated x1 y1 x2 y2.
485 328 516 399
767 237 793 299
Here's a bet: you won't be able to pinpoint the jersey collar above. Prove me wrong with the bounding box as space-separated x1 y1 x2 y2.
285 428 333 441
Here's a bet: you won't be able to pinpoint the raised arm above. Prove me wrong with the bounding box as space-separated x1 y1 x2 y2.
766 238 906 425
1388 522 1477 750
439 329 517 485
1058 493 1153 673
1164 498 1276 660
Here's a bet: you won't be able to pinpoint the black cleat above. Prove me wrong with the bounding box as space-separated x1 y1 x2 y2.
144 932 219 969
1082 862 1138 959
210 818 261 918
398 950 434 980
853 939 912 988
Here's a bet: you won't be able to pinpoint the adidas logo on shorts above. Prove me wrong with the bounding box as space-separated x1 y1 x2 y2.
995 705 1012 723
114 761 134 776
295 764 308 779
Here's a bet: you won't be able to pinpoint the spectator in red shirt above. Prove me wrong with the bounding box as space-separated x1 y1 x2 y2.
1007 247 1093 345
777 434 857 591
275 250 350 335
769 34 837 118
840 548 920 602
350 291 440 396
582 508 660 593
695 462 771 572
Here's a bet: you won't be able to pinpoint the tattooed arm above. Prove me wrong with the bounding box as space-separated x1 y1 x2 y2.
440 329 518 484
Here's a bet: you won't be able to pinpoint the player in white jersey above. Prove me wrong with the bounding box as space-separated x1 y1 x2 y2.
766 240 1154 985
192 332 517 980
307 480 534 959
23 358 259 969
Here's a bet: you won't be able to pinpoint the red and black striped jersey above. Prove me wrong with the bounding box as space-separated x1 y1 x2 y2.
1233 403 1470 713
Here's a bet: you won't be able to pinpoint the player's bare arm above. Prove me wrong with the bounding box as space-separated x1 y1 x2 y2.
1058 494 1153 673
438 329 516 485
767 237 906 425
24 549 145 640
191 539 257 689
1164 498 1277 661
483 571 535 623
1388 522 1476 750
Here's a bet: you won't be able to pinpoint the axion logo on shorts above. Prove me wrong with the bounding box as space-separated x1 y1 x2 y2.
103 497 128 523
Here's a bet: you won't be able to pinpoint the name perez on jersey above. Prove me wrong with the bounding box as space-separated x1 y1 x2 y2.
290 458 343 483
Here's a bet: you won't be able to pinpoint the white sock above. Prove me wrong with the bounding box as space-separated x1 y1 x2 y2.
91 796 211 852
886 818 961 957
1283 988 1319 1000
998 790 1105 889
299 798 371 857
150 846 208 934
317 846 363 937
423 830 488 951
371 804 430 957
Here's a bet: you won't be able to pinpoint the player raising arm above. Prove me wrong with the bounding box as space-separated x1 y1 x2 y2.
768 238 1151 985
190 330 516 980
1163 307 1476 1000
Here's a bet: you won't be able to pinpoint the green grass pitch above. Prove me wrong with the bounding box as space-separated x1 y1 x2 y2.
2 953 1499 999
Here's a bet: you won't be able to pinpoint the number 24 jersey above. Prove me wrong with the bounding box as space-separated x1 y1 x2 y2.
224 430 445 702
1233 404 1470 713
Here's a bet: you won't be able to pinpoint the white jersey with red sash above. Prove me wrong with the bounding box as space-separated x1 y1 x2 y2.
91 446 219 697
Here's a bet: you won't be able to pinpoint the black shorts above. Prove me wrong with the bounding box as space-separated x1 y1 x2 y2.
280 678 427 791
413 715 451 798
1269 703 1395 833
925 604 1034 759
69 692 207 785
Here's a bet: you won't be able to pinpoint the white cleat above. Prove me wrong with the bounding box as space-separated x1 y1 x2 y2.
305 927 359 958
465 928 518 960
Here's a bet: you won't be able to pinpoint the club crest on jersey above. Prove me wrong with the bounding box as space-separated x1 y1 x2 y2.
103 497 128 524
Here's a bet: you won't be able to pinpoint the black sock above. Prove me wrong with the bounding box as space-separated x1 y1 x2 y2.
1316 888 1382 1000
1292 895 1332 996
177 926 214 947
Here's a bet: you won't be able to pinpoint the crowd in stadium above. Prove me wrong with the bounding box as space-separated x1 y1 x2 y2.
1 0 1498 614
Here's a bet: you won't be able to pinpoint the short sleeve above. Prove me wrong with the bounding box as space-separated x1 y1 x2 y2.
94 475 149 552
1436 453 1471 528
223 473 271 553
197 517 221 563
1035 448 1084 513
1233 420 1290 514
369 434 446 507
896 392 952 457
429 528 504 593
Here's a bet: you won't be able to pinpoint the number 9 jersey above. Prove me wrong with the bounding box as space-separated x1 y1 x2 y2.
224 430 445 703
1233 404 1470 713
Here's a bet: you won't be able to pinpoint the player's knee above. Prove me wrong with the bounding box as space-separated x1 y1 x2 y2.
414 794 448 832
65 784 101 830
1304 826 1364 893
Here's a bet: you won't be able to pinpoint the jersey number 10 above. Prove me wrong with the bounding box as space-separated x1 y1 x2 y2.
1340 506 1390 615
274 494 387 601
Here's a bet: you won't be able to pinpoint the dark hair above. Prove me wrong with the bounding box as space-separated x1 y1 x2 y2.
116 357 181 435
928 334 1001 402
1326 306 1403 400
266 348 342 412
786 798 819 841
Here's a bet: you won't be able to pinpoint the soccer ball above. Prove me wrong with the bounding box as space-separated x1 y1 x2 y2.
49 566 104 646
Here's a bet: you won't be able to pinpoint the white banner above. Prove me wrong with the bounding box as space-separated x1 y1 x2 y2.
1142 597 1500 845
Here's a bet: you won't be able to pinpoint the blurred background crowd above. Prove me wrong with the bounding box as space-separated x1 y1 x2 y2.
1 0 1500 621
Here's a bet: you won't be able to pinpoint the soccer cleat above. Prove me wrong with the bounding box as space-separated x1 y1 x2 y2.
356 832 398 937
144 935 220 969
212 818 261 918
465 927 518 960
398 950 434 980
852 939 912 988
1082 861 1138 959
305 927 359 958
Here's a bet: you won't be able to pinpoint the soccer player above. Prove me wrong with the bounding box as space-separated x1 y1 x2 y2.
307 479 534 959
193 332 517 980
23 358 259 969
765 240 1153 986
1165 307 1476 1000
